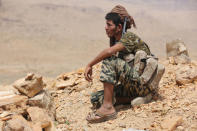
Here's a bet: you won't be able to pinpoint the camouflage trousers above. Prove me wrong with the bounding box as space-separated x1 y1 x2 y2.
91 55 152 108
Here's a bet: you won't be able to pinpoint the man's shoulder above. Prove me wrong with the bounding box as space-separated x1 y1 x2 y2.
121 31 140 41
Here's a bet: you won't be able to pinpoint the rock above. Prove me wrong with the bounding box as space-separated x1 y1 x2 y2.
173 54 191 64
175 65 197 85
28 90 56 120
0 94 27 115
0 111 13 121
3 115 32 131
27 107 54 131
0 94 27 107
0 90 18 97
13 73 44 97
177 126 184 131
119 123 126 128
131 94 152 106
28 90 48 107
0 85 21 96
166 39 189 58
166 39 191 64
161 116 183 131
25 73 35 81
55 79 76 90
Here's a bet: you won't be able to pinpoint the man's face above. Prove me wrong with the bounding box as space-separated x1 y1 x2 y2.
105 20 118 38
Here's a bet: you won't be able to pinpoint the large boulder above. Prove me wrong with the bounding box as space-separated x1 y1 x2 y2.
166 39 191 64
13 73 44 98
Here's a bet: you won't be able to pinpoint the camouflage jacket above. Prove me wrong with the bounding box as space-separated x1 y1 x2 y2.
118 31 151 59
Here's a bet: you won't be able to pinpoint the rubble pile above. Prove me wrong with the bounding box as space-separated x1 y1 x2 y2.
0 41 197 131
0 73 55 131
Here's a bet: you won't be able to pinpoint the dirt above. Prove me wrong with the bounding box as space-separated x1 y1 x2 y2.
51 60 197 131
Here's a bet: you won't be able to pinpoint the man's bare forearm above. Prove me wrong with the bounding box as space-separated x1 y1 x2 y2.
87 48 112 67
87 43 125 67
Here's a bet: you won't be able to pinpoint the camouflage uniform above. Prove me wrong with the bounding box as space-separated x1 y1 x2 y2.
91 31 153 108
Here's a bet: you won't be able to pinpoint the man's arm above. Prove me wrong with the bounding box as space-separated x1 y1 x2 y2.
84 43 125 81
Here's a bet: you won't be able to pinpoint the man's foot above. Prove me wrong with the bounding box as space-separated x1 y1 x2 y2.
131 93 152 106
86 105 117 123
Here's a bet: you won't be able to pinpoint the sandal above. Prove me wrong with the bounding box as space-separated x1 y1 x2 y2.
86 110 117 123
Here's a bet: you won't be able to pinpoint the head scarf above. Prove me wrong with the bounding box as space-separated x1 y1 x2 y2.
110 5 136 29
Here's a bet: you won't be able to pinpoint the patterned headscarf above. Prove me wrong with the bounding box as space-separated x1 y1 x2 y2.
110 5 136 29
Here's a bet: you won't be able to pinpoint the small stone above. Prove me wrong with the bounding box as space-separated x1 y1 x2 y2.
131 94 152 106
55 79 76 90
0 111 13 121
119 123 126 128
120 114 126 120
177 126 184 131
25 73 34 80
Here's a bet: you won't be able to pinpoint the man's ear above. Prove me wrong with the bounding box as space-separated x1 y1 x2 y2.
117 24 122 32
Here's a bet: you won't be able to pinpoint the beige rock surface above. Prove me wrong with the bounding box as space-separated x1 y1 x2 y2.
27 107 54 131
0 95 27 107
3 115 32 131
175 65 197 85
28 90 56 120
13 73 44 97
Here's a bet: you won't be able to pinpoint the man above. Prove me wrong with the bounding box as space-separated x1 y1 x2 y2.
84 5 161 123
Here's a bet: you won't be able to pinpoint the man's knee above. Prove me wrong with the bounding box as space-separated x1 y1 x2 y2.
100 56 118 85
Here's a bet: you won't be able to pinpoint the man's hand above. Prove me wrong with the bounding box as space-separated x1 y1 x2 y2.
84 43 125 82
84 65 93 82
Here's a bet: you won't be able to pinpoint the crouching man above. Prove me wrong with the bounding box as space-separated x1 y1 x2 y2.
84 5 164 123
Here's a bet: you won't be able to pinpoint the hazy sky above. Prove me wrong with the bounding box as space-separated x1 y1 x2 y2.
114 0 197 10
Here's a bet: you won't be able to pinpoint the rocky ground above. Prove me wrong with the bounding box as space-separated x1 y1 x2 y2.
52 60 197 131
0 59 197 131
